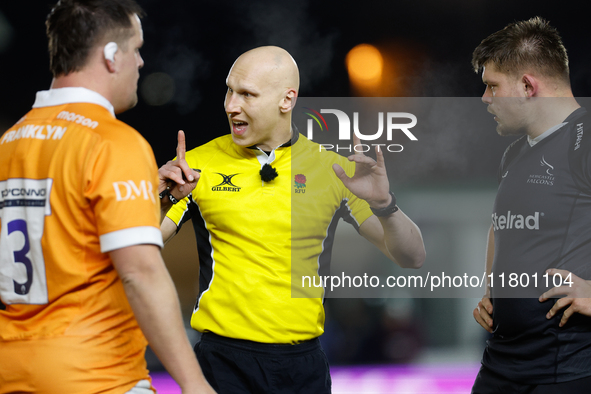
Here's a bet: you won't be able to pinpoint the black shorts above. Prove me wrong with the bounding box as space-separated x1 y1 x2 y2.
195 332 332 394
472 365 591 394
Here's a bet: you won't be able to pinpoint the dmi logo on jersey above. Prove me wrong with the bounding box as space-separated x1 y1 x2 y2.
112 180 155 203
212 173 241 192
304 108 418 153
527 155 554 186
492 211 541 231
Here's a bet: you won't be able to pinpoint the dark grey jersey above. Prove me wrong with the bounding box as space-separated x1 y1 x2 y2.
483 107 591 383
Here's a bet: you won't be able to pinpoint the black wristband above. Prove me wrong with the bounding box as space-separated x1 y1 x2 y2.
168 192 180 204
159 188 169 201
370 191 399 217
159 188 180 204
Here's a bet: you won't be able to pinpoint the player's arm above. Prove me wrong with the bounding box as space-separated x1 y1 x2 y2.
538 129 591 326
161 216 178 245
473 225 494 333
110 244 215 394
358 209 425 269
159 130 199 244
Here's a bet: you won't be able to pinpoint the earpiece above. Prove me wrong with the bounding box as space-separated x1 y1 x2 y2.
104 42 118 62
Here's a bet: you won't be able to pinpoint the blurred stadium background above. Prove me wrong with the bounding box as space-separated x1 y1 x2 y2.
1 1 590 392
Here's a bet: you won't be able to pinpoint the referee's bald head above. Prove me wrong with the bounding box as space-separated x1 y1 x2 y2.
224 46 299 150
228 46 300 96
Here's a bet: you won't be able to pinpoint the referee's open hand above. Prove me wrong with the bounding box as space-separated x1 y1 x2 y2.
332 133 391 209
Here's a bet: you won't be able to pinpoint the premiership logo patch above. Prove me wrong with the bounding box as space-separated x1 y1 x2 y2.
212 173 241 192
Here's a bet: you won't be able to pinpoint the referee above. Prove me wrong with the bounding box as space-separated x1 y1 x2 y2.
472 17 591 393
158 46 426 393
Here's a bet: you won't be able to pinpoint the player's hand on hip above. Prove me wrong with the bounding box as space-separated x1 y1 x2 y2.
158 130 200 200
332 133 391 209
473 295 493 333
539 269 591 327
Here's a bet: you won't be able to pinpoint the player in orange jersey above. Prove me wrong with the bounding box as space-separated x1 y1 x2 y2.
0 1 214 393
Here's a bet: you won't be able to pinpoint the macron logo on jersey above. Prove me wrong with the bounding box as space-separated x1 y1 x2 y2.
112 180 155 203
56 111 99 129
492 211 541 231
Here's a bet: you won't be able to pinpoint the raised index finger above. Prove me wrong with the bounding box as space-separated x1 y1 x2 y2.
176 130 187 162
175 130 195 182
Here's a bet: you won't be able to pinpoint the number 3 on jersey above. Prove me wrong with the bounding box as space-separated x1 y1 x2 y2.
0 179 52 304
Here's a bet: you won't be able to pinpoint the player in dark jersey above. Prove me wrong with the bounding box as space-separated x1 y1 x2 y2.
471 17 591 393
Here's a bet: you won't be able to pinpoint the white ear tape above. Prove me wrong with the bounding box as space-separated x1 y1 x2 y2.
104 42 118 62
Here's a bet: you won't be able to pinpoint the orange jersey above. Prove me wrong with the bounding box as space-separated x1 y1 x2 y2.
0 88 162 394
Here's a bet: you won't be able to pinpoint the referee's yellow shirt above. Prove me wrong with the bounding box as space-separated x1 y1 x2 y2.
167 133 372 344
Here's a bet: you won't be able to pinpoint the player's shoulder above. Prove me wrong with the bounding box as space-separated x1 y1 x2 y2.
565 108 591 192
500 135 527 166
28 101 149 152
97 119 151 153
62 102 144 141
568 107 591 153
79 114 154 166
503 135 526 154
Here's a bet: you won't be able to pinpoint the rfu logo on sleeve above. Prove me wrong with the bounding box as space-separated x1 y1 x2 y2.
112 180 155 203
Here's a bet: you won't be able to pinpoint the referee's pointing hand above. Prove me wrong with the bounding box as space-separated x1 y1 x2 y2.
158 130 200 202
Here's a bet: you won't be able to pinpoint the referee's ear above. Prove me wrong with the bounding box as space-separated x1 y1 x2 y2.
280 89 298 113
